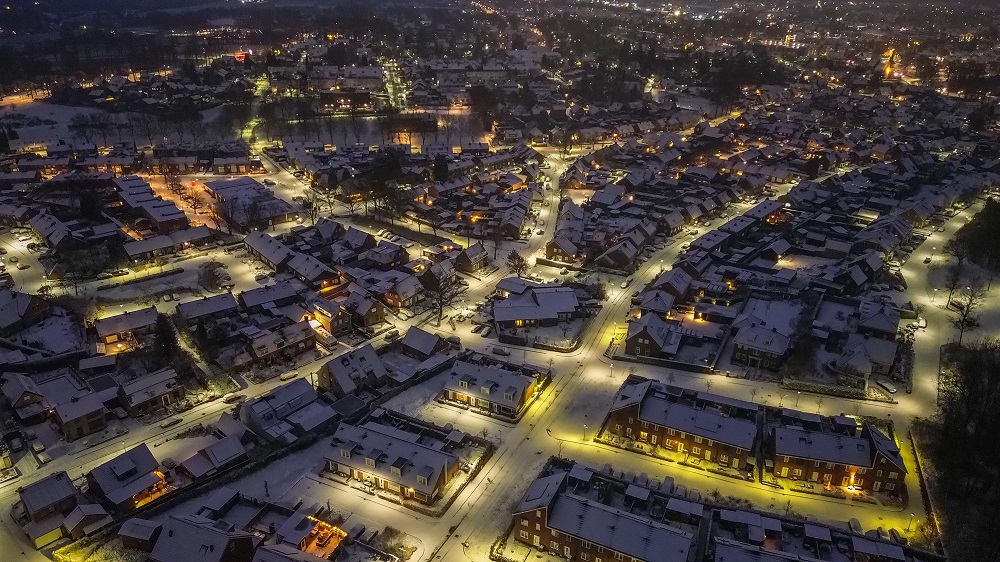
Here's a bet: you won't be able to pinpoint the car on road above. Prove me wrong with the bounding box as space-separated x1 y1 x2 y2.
875 378 897 394
222 394 247 404
262 178 277 186
16 263 29 270
279 371 300 381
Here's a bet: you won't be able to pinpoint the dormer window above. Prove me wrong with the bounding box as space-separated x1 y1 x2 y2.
459 380 468 389
504 393 514 402
366 457 376 468
340 449 351 459
481 386 491 395
417 475 428 485
391 466 401 476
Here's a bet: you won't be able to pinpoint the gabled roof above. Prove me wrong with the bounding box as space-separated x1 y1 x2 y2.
87 444 160 504
150 515 253 562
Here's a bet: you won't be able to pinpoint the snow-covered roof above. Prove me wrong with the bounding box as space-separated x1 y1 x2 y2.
94 306 159 338
150 514 254 562
87 444 161 505
20 471 76 516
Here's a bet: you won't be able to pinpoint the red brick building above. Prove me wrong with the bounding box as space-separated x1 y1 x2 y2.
768 421 907 493
603 376 759 471
512 471 694 562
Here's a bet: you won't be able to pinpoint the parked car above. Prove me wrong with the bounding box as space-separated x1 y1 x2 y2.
160 418 183 429
10 438 24 452
279 370 300 381
37 452 52 465
471 324 485 334
492 346 510 356
30 441 45 453
262 178 277 186
384 329 400 341
923 257 932 264
875 378 897 394
480 326 493 337
620 277 634 289
222 394 247 404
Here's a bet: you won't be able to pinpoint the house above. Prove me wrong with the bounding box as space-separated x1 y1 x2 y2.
119 368 185 417
178 435 249 480
93 306 159 346
119 518 163 551
316 344 388 396
545 237 579 262
244 231 294 271
624 313 685 360
0 289 52 336
338 291 388 328
16 471 79 548
310 298 353 336
456 242 489 273
769 420 907 493
326 421 460 505
238 282 300 312
239 378 335 441
18 471 78 523
253 544 331 562
399 326 446 360
493 283 578 328
512 472 694 562
286 253 337 288
53 392 107 442
441 360 539 418
731 324 791 371
604 377 759 470
176 294 239 325
149 514 256 562
86 444 166 511
2 372 48 423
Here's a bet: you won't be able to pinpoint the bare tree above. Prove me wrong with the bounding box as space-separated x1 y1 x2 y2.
426 282 464 327
348 107 366 145
945 263 966 306
951 281 988 346
189 193 205 216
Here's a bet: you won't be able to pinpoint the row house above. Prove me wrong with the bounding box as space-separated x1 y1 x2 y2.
604 377 759 471
440 360 542 419
512 472 694 562
326 421 460 505
768 421 907 493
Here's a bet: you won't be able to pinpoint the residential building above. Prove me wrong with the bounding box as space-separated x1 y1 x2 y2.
93 306 159 346
317 344 388 397
326 421 460 505
604 376 759 470
768 419 907 493
86 444 166 511
118 368 185 417
512 472 693 562
441 360 540 418
54 392 107 442
149 514 256 562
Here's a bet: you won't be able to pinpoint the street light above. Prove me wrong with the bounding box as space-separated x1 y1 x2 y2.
583 424 588 441
610 363 614 378
907 512 915 531
795 391 801 407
